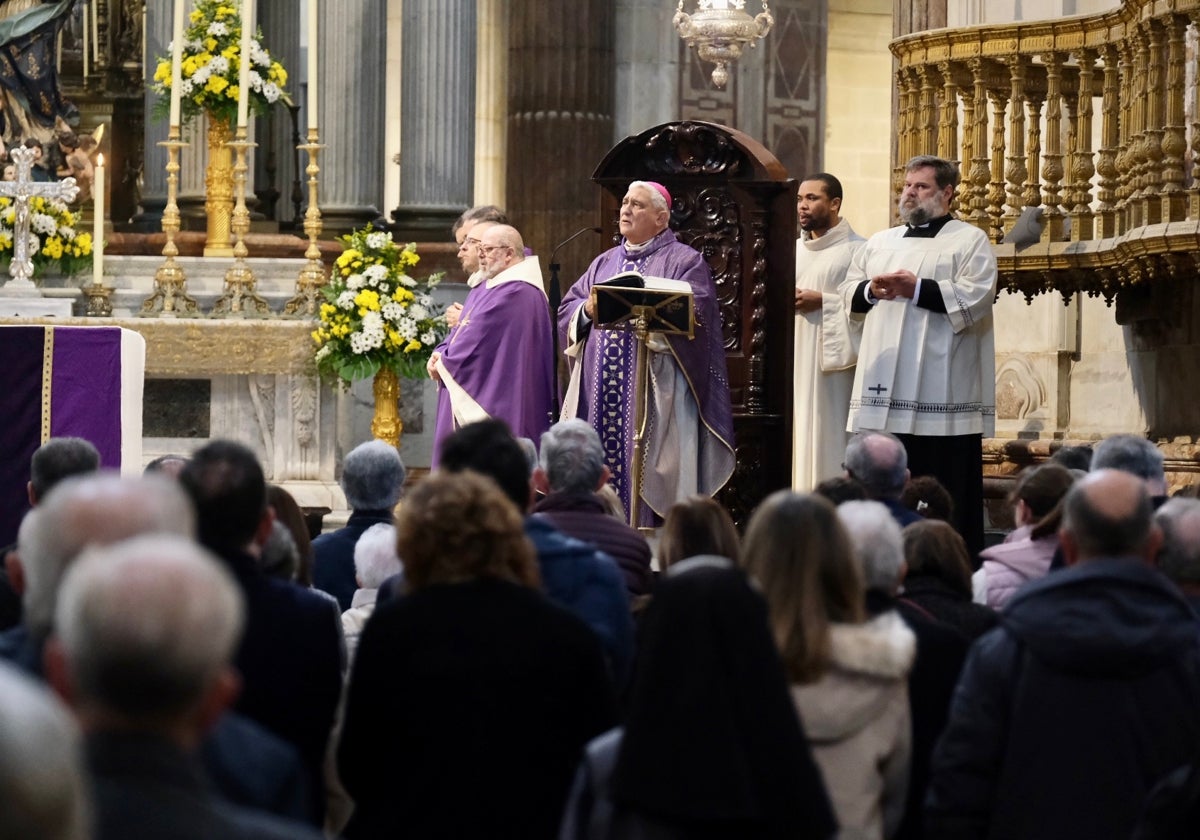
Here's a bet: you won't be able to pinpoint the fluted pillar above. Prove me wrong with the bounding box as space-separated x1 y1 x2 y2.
255 0 300 225
132 0 170 230
389 0 475 241
614 0 679 142
474 0 506 208
507 1 614 285
321 0 387 233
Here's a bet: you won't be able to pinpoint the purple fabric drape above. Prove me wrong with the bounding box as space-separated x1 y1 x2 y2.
0 326 124 547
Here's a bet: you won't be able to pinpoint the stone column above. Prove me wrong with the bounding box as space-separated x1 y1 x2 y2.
389 0 476 241
255 0 301 225
132 0 169 230
473 0 506 207
320 0 387 233
507 1 615 290
613 0 679 142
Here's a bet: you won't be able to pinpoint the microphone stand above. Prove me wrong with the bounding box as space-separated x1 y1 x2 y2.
548 226 602 421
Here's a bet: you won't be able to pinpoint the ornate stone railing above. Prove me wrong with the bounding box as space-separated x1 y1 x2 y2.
891 0 1200 306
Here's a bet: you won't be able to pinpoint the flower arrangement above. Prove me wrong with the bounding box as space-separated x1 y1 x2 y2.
313 226 448 383
150 0 289 126
0 196 92 277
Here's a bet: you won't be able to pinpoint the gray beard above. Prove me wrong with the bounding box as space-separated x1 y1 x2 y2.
899 203 934 226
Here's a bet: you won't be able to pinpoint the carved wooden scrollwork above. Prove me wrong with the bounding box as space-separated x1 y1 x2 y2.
642 123 747 176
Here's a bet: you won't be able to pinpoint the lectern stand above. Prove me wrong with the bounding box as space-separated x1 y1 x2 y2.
591 277 694 526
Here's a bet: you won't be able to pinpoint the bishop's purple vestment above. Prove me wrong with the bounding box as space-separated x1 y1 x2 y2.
431 258 554 465
559 229 735 522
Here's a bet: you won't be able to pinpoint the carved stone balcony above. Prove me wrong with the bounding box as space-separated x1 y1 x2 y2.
891 0 1200 310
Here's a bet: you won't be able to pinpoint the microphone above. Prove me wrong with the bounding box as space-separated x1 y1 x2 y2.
550 226 602 268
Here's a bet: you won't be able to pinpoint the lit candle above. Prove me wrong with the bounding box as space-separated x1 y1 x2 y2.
306 0 317 131
237 0 253 128
93 154 104 287
169 0 185 127
82 3 88 78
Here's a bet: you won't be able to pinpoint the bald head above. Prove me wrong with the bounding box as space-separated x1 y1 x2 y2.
479 224 525 278
1060 469 1159 565
844 432 910 500
18 474 195 636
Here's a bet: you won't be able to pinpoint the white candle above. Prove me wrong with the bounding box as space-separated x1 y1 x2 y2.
91 0 99 65
93 155 104 287
82 3 88 78
306 0 317 131
237 0 253 128
169 0 185 127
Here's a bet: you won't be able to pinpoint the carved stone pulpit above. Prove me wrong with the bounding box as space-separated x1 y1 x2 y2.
592 120 796 524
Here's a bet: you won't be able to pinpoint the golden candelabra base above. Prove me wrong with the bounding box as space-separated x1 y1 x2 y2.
370 367 403 447
82 281 112 317
283 129 328 318
203 115 235 258
142 132 199 317
212 130 270 318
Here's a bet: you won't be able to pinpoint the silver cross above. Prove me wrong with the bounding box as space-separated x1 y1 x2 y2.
0 145 80 291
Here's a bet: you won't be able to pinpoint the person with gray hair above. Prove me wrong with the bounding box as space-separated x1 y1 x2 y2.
836 499 906 593
1092 433 1168 498
342 522 402 661
1155 496 1200 608
0 660 89 840
843 432 921 529
44 535 322 840
532 419 652 595
0 472 194 671
0 436 102 632
312 439 406 610
837 499 970 838
840 154 997 559
928 469 1200 839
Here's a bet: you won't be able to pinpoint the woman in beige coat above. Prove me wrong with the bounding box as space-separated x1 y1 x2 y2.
742 491 916 840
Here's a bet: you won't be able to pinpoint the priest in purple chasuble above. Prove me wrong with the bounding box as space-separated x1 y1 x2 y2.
428 224 554 465
559 181 735 524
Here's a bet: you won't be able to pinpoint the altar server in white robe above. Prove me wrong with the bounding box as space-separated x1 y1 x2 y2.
792 173 865 490
840 155 996 558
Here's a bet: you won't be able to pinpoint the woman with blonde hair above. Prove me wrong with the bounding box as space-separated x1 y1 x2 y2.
742 490 915 840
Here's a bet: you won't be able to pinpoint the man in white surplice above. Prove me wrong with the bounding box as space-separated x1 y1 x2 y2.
839 155 996 558
792 173 865 490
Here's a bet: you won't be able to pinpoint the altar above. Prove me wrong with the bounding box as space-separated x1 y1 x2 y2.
0 254 450 522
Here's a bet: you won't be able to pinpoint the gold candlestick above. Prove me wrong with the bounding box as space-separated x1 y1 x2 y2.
142 127 199 317
283 128 328 317
212 127 270 317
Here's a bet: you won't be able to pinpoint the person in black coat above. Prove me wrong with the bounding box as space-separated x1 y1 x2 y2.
560 559 837 839
900 519 998 641
338 470 616 839
181 441 343 827
926 470 1200 840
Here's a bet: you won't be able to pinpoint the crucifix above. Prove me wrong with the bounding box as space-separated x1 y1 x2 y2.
0 145 80 295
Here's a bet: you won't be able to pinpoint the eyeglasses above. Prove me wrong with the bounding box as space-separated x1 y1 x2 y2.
479 244 511 255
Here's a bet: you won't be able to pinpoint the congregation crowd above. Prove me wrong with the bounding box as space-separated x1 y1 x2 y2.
3 419 1200 840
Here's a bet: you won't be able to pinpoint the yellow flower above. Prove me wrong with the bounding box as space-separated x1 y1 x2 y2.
42 237 64 260
404 339 422 353
206 76 230 95
221 45 238 61
269 62 287 86
154 61 171 83
204 37 218 52
216 5 236 18
189 8 203 24
319 303 336 319
75 232 93 254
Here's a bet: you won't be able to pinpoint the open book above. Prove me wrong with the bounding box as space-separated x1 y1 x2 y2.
592 271 695 337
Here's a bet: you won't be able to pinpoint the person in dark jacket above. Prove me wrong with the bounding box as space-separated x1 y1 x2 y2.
926 469 1200 840
843 432 922 529
441 419 634 682
181 441 343 827
339 471 615 839
312 439 405 610
533 419 653 597
560 559 836 840
901 519 998 640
